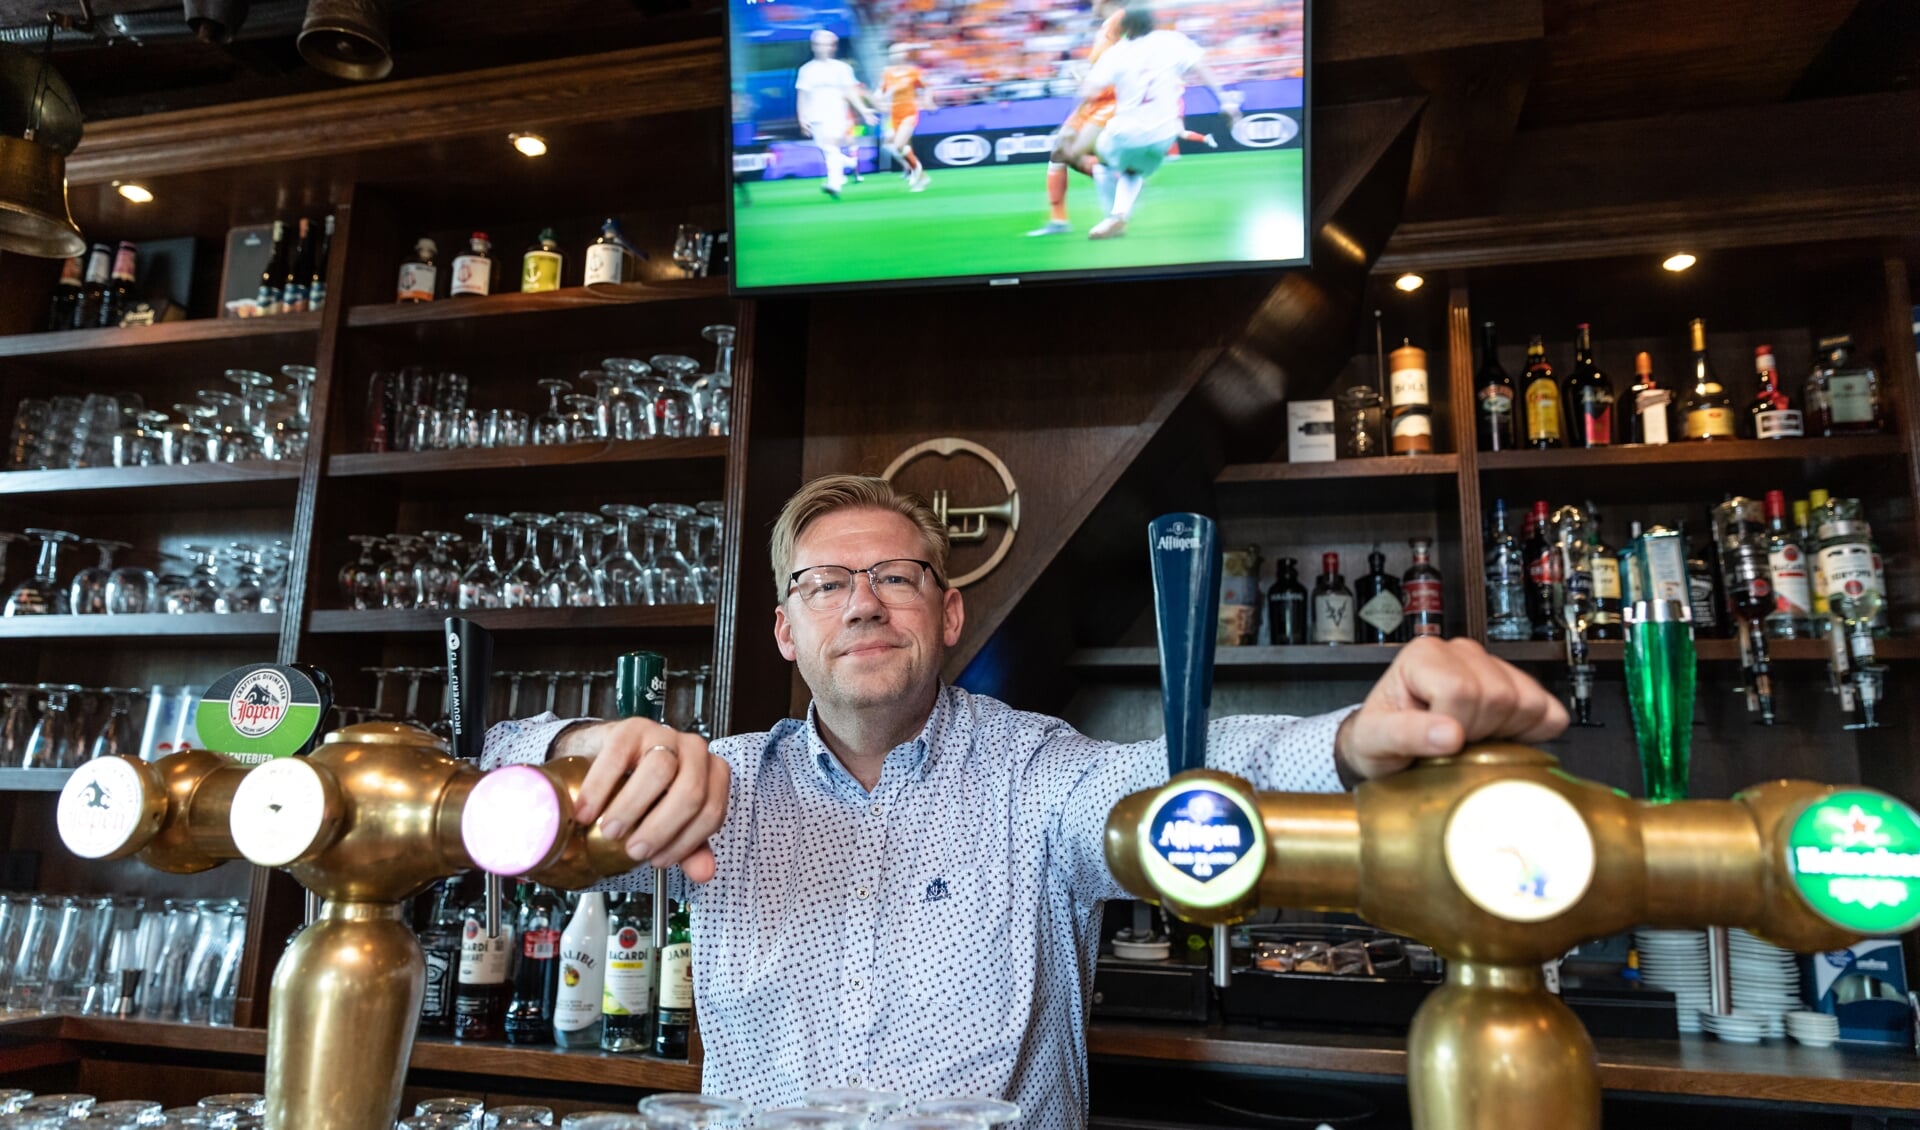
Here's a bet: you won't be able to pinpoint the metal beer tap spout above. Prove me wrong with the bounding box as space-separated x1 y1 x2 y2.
1105 744 1920 1130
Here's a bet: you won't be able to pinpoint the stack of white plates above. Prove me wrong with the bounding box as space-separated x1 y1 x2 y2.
1729 929 1804 1038
1700 1009 1771 1044
1634 929 1710 1034
1785 1010 1840 1048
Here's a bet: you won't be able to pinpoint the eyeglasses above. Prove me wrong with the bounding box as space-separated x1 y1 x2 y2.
787 559 937 612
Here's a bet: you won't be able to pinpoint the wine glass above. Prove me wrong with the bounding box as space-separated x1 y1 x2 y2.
647 355 701 438
649 504 697 603
594 365 649 441
599 505 649 605
671 225 713 278
168 545 221 614
0 683 37 768
563 394 603 442
459 514 509 610
533 379 573 446
694 501 724 604
542 512 607 608
699 324 736 437
414 532 462 611
380 535 425 610
503 513 552 608
23 684 83 769
281 364 317 430
214 544 265 614
6 528 78 615
339 534 384 610
88 688 144 760
637 1092 749 1130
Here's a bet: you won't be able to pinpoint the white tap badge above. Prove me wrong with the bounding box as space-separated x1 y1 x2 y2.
57 757 147 860
1443 780 1596 923
230 757 332 867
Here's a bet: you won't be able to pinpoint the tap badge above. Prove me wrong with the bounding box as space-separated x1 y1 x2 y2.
1443 780 1596 924
1140 781 1265 910
1786 790 1920 936
196 663 327 764
228 669 292 738
56 756 146 860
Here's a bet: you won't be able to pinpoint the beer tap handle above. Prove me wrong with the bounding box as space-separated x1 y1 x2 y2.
486 873 504 939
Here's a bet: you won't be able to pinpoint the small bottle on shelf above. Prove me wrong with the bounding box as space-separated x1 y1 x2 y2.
1682 318 1736 440
1266 557 1308 645
1763 489 1813 640
1587 504 1623 641
397 237 439 303
1748 345 1802 439
450 232 495 298
1564 322 1613 447
46 255 82 331
1627 351 1672 445
1402 538 1444 638
282 219 316 312
1355 545 1405 644
553 891 608 1049
504 882 563 1045
76 241 112 328
1484 499 1529 641
1523 336 1563 449
1524 500 1563 640
1310 552 1354 645
257 221 290 316
585 218 640 287
1388 339 1432 455
522 227 564 293
97 241 138 328
1805 335 1883 437
309 214 335 313
1475 322 1517 451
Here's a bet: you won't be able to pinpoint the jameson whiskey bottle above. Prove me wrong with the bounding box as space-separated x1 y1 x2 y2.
652 899 693 1059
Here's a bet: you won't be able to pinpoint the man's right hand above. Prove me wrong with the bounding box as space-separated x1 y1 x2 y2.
551 718 729 882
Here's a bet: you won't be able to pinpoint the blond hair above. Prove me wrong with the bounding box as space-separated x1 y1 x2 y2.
769 474 950 599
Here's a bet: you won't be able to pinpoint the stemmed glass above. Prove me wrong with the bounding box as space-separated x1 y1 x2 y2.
215 544 266 614
23 683 83 769
503 513 552 608
460 514 509 609
698 324 736 437
0 683 37 768
595 366 650 441
533 379 573 445
105 562 158 614
6 528 78 615
69 538 129 615
649 504 697 603
165 546 222 614
541 513 608 608
604 358 661 439
88 688 144 760
694 502 724 603
564 394 603 442
648 355 702 437
599 505 649 605
414 532 463 611
339 535 384 609
281 364 318 430
380 535 425 609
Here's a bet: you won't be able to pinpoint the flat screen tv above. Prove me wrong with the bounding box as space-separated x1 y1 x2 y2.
726 0 1308 293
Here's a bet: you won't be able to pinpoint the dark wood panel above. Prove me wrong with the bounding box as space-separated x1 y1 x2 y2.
1217 455 1460 483
328 438 728 479
307 607 716 635
347 279 730 330
0 314 321 361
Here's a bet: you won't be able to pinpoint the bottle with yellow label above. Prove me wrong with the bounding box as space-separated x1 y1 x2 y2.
1682 317 1736 439
522 227 564 293
1523 335 1563 449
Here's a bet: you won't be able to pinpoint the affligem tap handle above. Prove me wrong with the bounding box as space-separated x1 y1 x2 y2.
1148 513 1220 777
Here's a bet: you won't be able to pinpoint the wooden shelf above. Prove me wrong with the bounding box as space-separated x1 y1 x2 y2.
327 438 728 479
1478 436 1905 472
0 767 75 792
0 461 301 509
0 314 321 362
307 605 715 635
344 280 736 354
1476 437 1908 504
346 279 730 330
0 612 279 640
1215 455 1460 514
1218 454 1460 483
1488 637 1920 664
1070 644 1408 676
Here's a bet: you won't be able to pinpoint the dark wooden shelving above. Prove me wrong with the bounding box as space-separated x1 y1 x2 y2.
327 437 727 479
0 461 301 509
1487 637 1920 664
1215 455 1461 513
1476 436 1908 503
1478 436 1905 473
1070 643 1406 675
0 313 322 361
1218 454 1460 483
0 768 75 792
346 278 730 330
344 279 736 353
0 612 279 639
307 605 716 635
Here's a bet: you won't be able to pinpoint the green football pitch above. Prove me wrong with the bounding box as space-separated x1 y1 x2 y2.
732 148 1304 289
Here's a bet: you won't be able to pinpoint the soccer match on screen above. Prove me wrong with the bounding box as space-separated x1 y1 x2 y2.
727 0 1307 291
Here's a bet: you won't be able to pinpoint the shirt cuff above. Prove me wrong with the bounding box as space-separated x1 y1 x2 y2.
479 713 596 771
1294 704 1361 793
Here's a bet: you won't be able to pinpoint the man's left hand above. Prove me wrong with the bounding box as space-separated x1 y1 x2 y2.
1335 637 1568 781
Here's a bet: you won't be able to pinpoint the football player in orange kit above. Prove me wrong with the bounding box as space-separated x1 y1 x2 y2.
878 44 935 191
1026 0 1126 236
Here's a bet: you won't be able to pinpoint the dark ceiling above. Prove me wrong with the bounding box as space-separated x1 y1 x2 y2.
4 0 1914 125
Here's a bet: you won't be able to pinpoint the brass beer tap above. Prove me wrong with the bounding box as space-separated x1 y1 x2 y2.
1104 744 1920 1130
56 722 649 1130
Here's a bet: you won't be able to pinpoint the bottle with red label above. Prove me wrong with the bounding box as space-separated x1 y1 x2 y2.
504 882 564 1045
1402 538 1444 638
1524 501 1564 640
1748 346 1803 439
1762 490 1812 639
1564 322 1613 447
452 874 512 1041
601 891 655 1052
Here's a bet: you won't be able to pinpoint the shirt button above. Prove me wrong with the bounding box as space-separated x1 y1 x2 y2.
851 978 864 990
856 887 870 899
870 804 883 816
848 1076 862 1087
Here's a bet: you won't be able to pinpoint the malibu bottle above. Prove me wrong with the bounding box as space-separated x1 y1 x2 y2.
553 891 608 1049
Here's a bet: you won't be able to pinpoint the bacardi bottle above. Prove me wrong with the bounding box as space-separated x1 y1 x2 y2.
452 878 512 1041
1524 501 1563 640
601 892 654 1053
1763 490 1812 639
1310 553 1354 645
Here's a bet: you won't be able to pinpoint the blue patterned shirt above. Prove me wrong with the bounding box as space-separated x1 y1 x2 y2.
482 685 1353 1129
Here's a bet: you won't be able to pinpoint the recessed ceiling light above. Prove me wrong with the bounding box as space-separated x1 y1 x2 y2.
1662 253 1697 272
1394 272 1424 292
510 132 549 158
115 182 154 204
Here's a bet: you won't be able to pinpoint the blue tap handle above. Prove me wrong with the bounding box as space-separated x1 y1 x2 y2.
1149 513 1220 779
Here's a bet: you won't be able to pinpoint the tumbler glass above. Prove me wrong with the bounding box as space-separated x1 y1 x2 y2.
5 896 55 1011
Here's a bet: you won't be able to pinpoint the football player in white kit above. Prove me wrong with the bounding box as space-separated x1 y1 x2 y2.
1076 7 1241 239
795 29 879 200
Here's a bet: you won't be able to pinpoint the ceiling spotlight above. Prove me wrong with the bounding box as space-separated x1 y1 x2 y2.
1394 272 1424 293
510 133 549 158
1662 253 1697 273
115 182 154 204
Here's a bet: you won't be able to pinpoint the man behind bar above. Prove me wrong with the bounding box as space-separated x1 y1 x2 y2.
483 474 1568 1129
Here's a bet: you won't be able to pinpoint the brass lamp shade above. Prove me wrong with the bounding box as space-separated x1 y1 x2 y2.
298 0 394 81
0 135 83 258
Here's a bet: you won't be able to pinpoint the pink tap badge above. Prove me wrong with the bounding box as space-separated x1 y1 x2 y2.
462 764 563 876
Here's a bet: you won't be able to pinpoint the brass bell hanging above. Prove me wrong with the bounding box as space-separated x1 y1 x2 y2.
298 0 394 82
0 42 85 259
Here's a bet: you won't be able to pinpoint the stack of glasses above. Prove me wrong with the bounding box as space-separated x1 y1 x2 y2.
0 684 146 769
392 1092 1021 1130
6 365 315 471
0 894 248 1027
0 532 289 617
0 1089 265 1127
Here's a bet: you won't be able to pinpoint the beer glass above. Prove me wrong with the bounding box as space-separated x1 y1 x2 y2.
804 1089 905 1120
42 894 97 1013
197 1095 265 1116
414 1098 484 1127
636 1093 749 1129
0 1088 32 1114
484 1107 553 1127
5 895 55 1011
758 1113 857 1130
533 380 572 445
18 1094 94 1117
908 1099 1020 1127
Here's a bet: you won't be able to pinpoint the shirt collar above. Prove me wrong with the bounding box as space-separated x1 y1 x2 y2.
801 684 954 790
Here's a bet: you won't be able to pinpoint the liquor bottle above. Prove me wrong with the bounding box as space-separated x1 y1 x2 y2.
46 256 82 331
1763 490 1812 639
1484 499 1530 641
1748 346 1802 439
1815 498 1882 659
94 241 138 328
1475 322 1517 452
1524 501 1563 640
1682 522 1726 637
1806 490 1831 638
553 891 608 1049
450 232 495 298
1711 496 1778 724
1627 351 1672 445
584 218 637 287
1587 505 1623 640
1522 336 1563 449
397 237 439 303
257 221 290 316
76 242 112 329
416 878 461 1035
652 898 693 1059
1682 318 1735 440
1355 546 1404 644
522 228 564 293
505 883 564 1044
1402 538 1444 638
1310 553 1354 645
1564 323 1613 447
308 215 334 313
281 219 315 313
1388 340 1432 456
452 875 513 1041
601 891 655 1053
1266 557 1308 645
1805 335 1883 436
